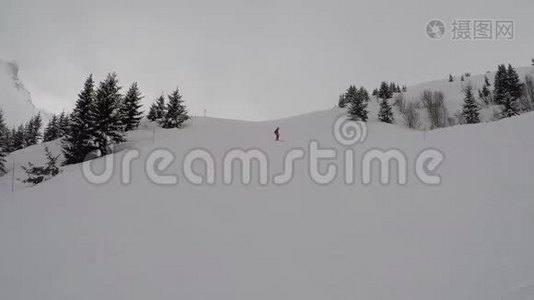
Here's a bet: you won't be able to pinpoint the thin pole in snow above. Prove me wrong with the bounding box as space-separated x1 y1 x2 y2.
11 158 15 194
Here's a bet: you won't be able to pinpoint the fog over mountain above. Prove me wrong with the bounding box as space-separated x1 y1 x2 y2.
0 60 49 127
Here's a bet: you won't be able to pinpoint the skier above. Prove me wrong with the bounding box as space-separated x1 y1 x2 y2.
274 126 280 141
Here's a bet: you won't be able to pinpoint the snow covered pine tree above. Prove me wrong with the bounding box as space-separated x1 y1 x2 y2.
160 88 189 129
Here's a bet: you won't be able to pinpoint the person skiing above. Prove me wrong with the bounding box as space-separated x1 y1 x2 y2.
274 126 280 141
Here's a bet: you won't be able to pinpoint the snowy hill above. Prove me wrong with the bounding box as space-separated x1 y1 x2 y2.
1 108 534 300
396 66 534 128
0 60 49 127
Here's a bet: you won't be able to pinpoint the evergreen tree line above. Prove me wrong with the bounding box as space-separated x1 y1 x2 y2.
449 73 472 82
341 85 369 122
337 64 531 130
372 82 405 97
463 64 527 124
62 73 144 165
146 88 190 128
63 73 189 166
2 72 190 176
1 110 44 174
340 81 397 124
43 111 70 142
339 81 406 110
0 109 6 174
0 111 43 154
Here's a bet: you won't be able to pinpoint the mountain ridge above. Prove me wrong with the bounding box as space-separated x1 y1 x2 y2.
0 60 49 127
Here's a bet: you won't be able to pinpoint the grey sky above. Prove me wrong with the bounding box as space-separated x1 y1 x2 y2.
1 0 533 120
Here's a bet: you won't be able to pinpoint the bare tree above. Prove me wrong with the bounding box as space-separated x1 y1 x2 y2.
421 90 448 129
403 102 421 129
393 93 407 115
519 75 534 112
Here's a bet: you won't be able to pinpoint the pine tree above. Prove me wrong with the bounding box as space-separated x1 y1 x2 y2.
24 114 42 146
506 64 523 101
0 111 6 173
43 115 60 142
346 85 369 122
63 75 97 165
378 98 394 123
7 127 17 152
461 75 464 81
121 82 144 131
13 125 26 151
20 146 61 185
495 64 522 116
32 114 43 144
388 82 396 95
0 109 8 149
147 105 157 121
448 74 454 82
338 94 347 108
3 128 14 153
462 85 480 124
24 121 32 146
58 111 70 137
0 145 5 174
478 85 492 105
93 73 125 155
371 88 378 97
156 95 166 118
147 95 166 121
359 87 370 101
501 91 519 118
378 81 393 101
493 64 508 105
33 113 43 143
160 88 189 128
477 75 493 105
4 128 12 152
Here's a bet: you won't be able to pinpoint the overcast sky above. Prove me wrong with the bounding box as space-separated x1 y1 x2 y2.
1 0 533 120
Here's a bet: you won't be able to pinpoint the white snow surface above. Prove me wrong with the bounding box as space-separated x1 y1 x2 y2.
1 106 534 300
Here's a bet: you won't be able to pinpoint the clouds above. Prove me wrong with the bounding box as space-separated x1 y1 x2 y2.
1 0 533 120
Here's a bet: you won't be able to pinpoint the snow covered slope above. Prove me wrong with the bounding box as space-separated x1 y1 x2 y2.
1 108 534 300
402 66 534 111
0 60 48 127
397 66 534 128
